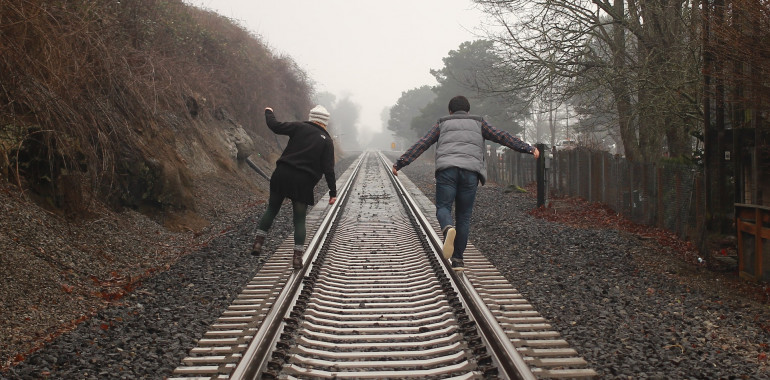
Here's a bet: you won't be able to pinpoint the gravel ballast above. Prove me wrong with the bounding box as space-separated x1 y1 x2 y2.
4 153 770 379
398 156 770 379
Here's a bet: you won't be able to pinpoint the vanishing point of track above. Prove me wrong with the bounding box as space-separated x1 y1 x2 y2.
170 151 597 379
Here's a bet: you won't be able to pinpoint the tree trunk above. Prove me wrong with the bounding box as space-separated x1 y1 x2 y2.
612 0 640 162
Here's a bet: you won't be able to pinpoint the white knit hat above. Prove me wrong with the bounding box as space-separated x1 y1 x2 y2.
308 105 330 126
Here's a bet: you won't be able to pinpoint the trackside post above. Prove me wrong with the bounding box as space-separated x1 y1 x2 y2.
536 143 546 207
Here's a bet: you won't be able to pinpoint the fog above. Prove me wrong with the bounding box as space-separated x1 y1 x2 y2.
185 0 487 148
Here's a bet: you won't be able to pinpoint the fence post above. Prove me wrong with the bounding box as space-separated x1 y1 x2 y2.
629 162 635 217
510 152 515 186
536 143 546 207
561 152 565 195
639 164 652 225
676 171 682 235
552 150 557 195
601 152 606 203
515 152 520 186
587 150 596 202
657 166 664 228
574 150 580 198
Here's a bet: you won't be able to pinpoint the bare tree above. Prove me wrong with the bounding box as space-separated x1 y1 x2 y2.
474 0 702 162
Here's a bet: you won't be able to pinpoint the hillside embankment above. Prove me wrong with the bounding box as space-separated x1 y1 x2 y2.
0 0 325 368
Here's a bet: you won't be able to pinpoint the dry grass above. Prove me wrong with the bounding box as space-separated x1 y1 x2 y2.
0 0 313 213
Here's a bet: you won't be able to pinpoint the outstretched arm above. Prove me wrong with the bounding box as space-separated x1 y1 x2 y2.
264 107 296 135
481 120 539 158
392 123 440 174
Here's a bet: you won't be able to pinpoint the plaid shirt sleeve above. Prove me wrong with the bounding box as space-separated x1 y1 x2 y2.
481 120 535 154
394 123 440 170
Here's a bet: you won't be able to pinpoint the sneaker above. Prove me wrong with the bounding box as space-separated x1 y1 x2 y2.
251 235 265 256
292 249 303 269
451 258 465 271
442 226 456 260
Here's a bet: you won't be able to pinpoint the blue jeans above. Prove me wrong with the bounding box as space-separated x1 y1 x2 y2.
435 167 478 261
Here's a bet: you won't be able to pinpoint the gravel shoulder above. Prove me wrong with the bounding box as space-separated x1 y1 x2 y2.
3 152 770 379
1 155 353 378
397 155 770 379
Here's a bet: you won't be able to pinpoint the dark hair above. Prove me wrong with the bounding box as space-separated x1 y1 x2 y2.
448 95 471 113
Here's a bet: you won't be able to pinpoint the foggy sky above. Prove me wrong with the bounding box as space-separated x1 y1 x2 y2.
184 0 487 140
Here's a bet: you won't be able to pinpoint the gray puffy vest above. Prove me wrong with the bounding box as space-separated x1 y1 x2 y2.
435 112 487 185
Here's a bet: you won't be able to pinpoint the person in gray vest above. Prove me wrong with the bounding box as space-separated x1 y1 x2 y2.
392 95 539 270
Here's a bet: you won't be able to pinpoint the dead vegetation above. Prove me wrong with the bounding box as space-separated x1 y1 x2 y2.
0 0 313 218
0 0 320 369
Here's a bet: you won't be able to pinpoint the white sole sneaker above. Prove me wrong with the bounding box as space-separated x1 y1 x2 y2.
442 227 456 260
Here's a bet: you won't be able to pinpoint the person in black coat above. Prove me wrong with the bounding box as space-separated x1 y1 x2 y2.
251 105 337 269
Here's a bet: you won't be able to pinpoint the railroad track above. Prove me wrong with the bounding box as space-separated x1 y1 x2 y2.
171 151 596 379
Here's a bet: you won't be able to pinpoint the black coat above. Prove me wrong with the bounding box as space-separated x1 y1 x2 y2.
265 109 337 197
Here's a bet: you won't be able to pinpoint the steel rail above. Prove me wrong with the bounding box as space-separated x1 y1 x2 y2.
171 151 595 379
377 151 536 380
228 152 367 380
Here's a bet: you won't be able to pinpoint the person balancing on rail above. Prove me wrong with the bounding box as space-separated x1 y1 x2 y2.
392 95 539 271
250 105 337 269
